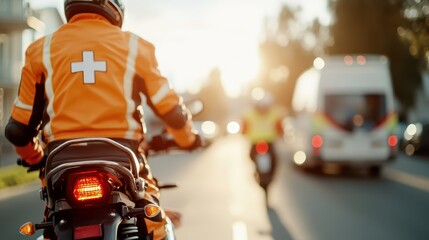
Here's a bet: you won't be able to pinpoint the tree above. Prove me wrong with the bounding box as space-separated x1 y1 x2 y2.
326 0 421 110
398 0 429 70
258 5 316 111
195 68 229 126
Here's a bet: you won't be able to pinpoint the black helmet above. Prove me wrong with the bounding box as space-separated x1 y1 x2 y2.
64 0 125 27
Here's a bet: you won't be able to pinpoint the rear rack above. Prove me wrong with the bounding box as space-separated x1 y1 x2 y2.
47 137 141 177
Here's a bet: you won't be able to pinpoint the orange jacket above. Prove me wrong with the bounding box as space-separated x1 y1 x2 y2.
9 13 196 163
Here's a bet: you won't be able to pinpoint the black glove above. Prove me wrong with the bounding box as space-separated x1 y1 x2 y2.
17 155 46 173
148 135 167 152
148 133 205 152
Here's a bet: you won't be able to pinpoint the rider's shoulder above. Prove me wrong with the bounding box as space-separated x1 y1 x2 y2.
124 31 155 50
25 34 49 56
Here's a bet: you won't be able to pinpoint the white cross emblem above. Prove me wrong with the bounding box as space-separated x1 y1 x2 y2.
71 51 107 84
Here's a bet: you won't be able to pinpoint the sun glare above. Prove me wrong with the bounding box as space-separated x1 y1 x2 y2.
29 0 329 98
219 39 261 98
124 1 269 98
163 29 260 97
147 29 260 98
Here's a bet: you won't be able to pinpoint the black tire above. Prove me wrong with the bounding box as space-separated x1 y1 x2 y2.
301 165 321 174
263 185 269 206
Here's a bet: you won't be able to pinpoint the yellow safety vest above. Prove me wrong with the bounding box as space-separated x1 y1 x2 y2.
243 107 283 143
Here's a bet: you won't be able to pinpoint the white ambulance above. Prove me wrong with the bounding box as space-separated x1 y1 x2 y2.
287 55 398 176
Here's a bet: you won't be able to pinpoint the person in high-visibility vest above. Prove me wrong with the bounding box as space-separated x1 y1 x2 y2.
4 1 202 239
242 93 285 144
241 92 285 189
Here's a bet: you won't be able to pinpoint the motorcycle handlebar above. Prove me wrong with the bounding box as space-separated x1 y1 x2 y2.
145 133 206 155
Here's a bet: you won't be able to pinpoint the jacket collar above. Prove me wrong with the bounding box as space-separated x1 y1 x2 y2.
69 13 111 24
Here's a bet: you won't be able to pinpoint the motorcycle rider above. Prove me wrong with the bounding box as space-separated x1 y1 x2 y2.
4 0 201 239
241 90 285 194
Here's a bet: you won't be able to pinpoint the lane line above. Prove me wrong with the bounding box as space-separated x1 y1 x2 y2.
226 136 249 240
232 221 248 240
384 168 429 192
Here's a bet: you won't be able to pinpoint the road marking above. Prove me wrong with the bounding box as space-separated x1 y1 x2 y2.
384 168 429 192
232 221 248 240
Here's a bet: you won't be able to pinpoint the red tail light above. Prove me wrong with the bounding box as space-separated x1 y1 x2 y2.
388 135 398 147
312 135 323 148
68 171 110 205
73 176 105 201
255 141 269 154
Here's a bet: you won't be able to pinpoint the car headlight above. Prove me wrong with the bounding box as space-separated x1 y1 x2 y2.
227 121 241 134
404 124 417 141
201 121 218 139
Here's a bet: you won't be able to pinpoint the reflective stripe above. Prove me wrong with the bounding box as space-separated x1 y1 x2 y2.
14 98 33 111
43 34 55 140
123 33 139 139
151 83 171 105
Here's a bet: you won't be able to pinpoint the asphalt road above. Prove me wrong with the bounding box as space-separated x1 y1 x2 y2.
1 135 429 240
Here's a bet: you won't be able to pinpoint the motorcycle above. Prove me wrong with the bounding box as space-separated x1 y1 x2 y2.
18 136 184 240
18 99 205 240
250 140 277 201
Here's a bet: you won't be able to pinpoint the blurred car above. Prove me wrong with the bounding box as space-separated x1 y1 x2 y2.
400 122 429 155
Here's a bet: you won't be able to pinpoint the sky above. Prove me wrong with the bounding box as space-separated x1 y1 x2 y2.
29 0 329 97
